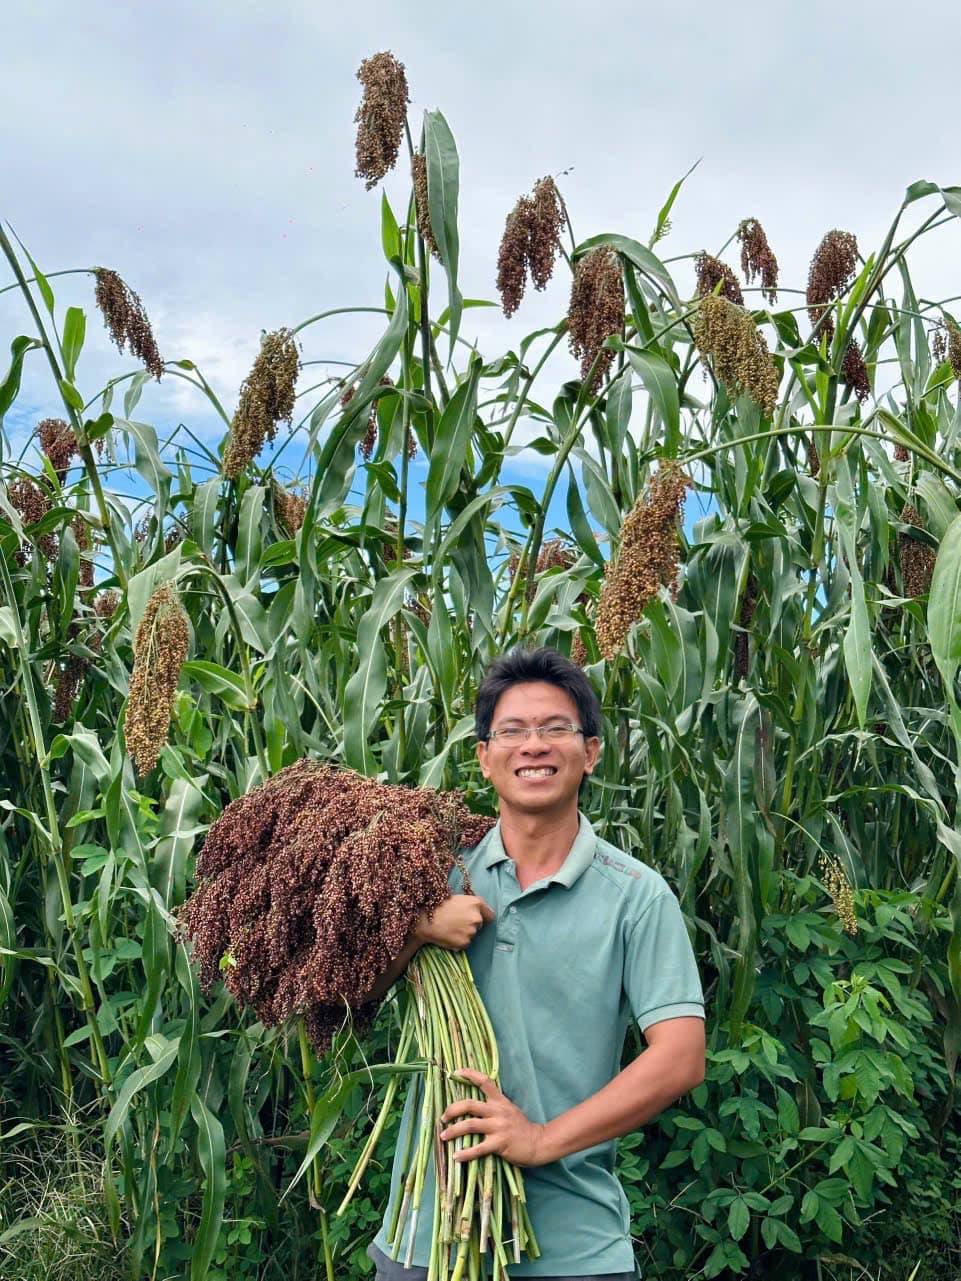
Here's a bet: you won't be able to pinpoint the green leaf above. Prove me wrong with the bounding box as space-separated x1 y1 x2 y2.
105 1039 180 1144
189 1093 227 1281
343 566 418 773
59 378 84 411
625 346 681 455
834 455 872 726
116 418 173 511
423 109 462 357
127 547 183 639
0 336 39 424
728 1196 750 1241
574 232 679 308
62 307 86 381
722 694 760 1038
183 660 254 710
193 477 220 556
425 356 482 523
566 468 605 568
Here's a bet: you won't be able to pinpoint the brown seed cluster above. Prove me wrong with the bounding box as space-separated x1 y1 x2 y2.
274 485 308 534
507 537 577 601
52 623 86 723
932 327 947 365
176 761 494 1054
343 374 398 461
694 293 780 418
694 253 744 305
495 177 563 316
806 434 821 478
8 477 57 563
568 246 625 393
595 461 692 660
125 582 190 776
841 339 871 404
737 218 779 304
933 320 961 379
94 268 164 380
734 574 758 680
570 632 588 666
411 153 440 260
223 329 301 479
38 418 77 482
354 51 409 190
818 853 858 937
94 589 119 619
899 503 936 597
806 230 858 336
72 515 94 588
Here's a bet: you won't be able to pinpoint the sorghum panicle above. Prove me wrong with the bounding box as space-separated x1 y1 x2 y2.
72 515 94 588
53 622 87 723
694 252 744 305
567 246 625 393
274 485 308 534
223 328 301 479
737 218 779 304
125 582 190 776
496 196 534 318
354 52 409 190
899 503 936 597
8 477 57 562
806 229 858 335
818 853 858 936
38 418 77 482
94 268 164 380
595 461 692 660
948 321 961 379
411 153 440 259
932 326 947 365
528 176 563 291
694 293 780 418
570 632 588 666
176 761 494 1054
806 435 821 478
841 339 871 404
734 574 758 680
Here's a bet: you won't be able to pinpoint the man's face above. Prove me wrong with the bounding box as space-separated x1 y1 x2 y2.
476 680 601 816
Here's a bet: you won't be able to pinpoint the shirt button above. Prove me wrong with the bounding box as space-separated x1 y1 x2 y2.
508 906 516 915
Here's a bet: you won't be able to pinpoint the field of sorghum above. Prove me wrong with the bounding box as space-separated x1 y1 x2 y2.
1 48 961 1281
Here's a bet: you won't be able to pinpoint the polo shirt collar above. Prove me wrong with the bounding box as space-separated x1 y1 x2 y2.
481 811 597 888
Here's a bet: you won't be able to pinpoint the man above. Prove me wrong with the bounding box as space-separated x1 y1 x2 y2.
367 647 705 1279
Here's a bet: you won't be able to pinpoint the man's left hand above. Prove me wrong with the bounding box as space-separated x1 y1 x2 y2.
439 1068 548 1166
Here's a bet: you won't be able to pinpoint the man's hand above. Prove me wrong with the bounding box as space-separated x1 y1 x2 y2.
439 1068 547 1167
414 895 494 951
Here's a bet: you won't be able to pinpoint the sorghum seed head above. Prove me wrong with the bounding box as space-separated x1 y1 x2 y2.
737 218 779 304
806 435 821 478
176 761 494 1054
932 326 947 365
734 574 758 680
53 652 87 723
125 582 190 776
528 176 564 292
94 268 164 380
274 484 308 533
817 853 858 936
948 322 961 380
568 246 625 393
8 477 57 562
223 328 301 479
694 252 744 305
411 152 440 260
570 632 588 666
354 51 409 190
72 515 94 588
37 418 77 482
899 503 936 597
497 196 534 318
94 589 119 619
841 339 871 404
806 229 858 333
595 460 692 660
694 293 780 418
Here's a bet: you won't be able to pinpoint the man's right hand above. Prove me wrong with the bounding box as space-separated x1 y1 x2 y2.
413 894 495 951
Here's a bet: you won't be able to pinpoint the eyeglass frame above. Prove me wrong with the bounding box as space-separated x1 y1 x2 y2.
484 723 586 745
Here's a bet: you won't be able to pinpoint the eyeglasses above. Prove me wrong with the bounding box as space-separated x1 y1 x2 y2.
486 724 584 744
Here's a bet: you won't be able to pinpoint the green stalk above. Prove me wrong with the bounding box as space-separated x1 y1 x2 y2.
0 555 111 1086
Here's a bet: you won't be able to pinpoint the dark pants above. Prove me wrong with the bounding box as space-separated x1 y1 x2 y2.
368 1242 640 1280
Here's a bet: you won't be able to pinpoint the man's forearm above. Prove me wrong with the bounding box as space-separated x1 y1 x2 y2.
537 1043 703 1166
362 932 423 1005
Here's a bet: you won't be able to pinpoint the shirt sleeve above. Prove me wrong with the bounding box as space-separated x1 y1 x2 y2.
623 889 705 1032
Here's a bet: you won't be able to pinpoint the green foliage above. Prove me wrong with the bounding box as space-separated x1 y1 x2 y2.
0 83 960 1281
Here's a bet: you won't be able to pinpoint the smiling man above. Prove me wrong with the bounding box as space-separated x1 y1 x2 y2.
367 646 706 1280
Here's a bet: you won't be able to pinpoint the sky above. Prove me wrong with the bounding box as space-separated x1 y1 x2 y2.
3 0 961 535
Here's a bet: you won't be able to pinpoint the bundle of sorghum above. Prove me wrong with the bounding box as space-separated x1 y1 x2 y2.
899 503 936 597
354 51 409 190
567 246 625 393
125 582 190 776
412 153 441 260
495 177 564 317
806 229 858 338
178 761 538 1279
7 476 57 563
841 338 871 404
694 252 743 305
693 293 780 418
37 418 78 481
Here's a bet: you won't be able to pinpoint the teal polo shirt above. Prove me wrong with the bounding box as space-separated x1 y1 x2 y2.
371 812 705 1276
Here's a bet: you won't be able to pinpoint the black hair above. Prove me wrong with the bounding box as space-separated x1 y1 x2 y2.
474 646 602 742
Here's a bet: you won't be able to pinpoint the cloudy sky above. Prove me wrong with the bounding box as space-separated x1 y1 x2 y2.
3 0 961 514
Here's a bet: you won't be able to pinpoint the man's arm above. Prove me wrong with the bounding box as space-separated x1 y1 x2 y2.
360 894 495 1005
441 1016 705 1167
